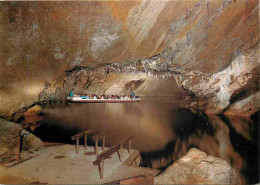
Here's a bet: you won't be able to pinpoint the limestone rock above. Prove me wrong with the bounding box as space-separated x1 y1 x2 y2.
224 91 260 117
22 130 43 150
175 51 260 115
0 118 22 162
0 0 258 118
23 105 44 126
0 147 9 156
24 105 42 116
0 118 43 163
154 148 240 184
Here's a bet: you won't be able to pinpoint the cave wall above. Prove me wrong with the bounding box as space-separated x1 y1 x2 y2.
0 0 258 118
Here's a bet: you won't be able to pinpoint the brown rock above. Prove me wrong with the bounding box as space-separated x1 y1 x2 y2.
224 91 260 117
24 105 43 126
0 147 9 156
24 105 42 116
154 148 240 184
21 130 43 151
0 0 258 118
0 118 43 163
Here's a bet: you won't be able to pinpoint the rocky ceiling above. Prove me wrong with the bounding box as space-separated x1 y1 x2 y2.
0 0 259 118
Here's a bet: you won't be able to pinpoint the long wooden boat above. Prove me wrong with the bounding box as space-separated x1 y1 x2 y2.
67 97 141 103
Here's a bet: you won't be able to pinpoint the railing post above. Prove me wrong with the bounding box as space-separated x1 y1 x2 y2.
16 129 21 162
84 133 87 150
102 136 105 151
76 138 79 154
117 149 122 162
95 137 99 155
98 159 104 179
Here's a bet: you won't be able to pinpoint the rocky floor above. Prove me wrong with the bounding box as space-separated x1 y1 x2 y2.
0 143 159 184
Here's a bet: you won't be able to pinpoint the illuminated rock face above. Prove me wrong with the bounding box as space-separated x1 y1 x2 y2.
175 50 260 115
0 1 259 118
154 148 240 184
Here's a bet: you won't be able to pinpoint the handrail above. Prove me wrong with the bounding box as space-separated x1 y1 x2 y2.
92 131 110 140
93 143 121 165
93 135 134 179
119 135 133 145
92 131 110 155
71 129 92 154
71 129 92 140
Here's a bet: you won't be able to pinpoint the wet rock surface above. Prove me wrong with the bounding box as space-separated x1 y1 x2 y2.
154 148 240 184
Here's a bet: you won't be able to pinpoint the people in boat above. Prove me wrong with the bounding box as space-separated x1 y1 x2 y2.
69 91 74 97
81 94 86 99
72 93 138 100
130 92 135 99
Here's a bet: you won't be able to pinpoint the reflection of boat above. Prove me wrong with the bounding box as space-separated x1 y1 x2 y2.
67 97 141 103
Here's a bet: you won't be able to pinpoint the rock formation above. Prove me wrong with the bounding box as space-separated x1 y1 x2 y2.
154 148 240 184
0 118 42 163
0 0 258 118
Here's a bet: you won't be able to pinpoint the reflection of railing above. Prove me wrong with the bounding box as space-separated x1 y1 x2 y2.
93 135 134 179
71 129 92 154
92 131 110 155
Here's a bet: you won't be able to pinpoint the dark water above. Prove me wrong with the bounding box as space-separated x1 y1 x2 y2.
33 97 259 184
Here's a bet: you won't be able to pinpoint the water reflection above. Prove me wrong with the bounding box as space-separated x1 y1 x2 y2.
34 97 259 184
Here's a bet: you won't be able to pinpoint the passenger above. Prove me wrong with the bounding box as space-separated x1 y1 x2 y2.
69 91 74 97
86 95 90 99
130 92 135 99
93 95 97 99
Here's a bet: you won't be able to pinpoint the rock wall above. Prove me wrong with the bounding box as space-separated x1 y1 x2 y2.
175 47 259 115
0 0 259 118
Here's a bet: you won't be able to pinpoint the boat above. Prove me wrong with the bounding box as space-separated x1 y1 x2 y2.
67 96 141 103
